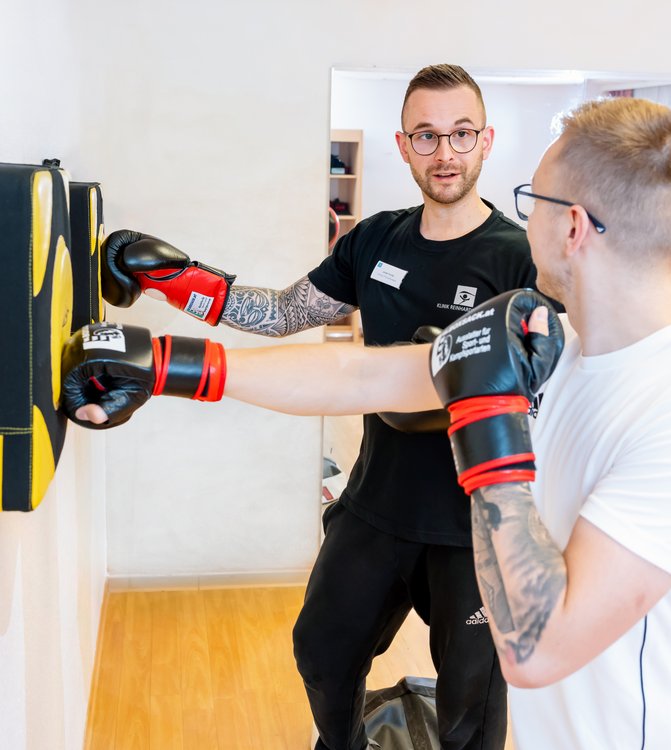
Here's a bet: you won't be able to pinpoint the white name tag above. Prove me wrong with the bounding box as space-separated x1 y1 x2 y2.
370 261 408 289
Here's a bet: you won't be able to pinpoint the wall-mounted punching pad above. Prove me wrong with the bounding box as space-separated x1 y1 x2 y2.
0 163 73 511
69 181 104 330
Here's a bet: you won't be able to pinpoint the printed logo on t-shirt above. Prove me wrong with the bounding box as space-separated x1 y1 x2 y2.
436 284 479 312
465 606 489 625
453 285 478 307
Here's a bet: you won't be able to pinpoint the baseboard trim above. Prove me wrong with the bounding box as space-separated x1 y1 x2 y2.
106 569 311 591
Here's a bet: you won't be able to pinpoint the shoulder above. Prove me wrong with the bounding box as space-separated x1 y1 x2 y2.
496 214 528 240
489 212 529 244
334 207 421 252
477 201 530 250
358 206 421 231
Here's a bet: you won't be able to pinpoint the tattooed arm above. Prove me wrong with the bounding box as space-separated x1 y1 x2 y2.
470 483 565 677
220 276 356 336
470 482 671 688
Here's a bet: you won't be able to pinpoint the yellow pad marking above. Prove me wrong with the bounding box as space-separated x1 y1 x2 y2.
97 223 105 320
32 170 53 298
89 188 97 256
51 235 73 409
31 406 55 511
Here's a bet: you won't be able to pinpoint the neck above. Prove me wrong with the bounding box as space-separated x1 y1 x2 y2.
565 263 671 355
419 191 491 241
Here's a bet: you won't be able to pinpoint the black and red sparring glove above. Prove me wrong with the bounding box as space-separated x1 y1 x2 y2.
61 322 226 429
101 230 236 326
430 290 564 495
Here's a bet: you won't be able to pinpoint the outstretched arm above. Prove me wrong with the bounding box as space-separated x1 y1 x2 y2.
221 276 356 336
69 336 442 424
101 230 355 333
225 340 440 415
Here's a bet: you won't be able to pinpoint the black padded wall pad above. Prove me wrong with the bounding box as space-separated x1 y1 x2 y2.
0 162 73 511
69 181 104 330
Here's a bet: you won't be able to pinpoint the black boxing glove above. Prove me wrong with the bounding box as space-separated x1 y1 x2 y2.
378 325 451 433
430 290 564 494
101 230 236 325
61 322 226 429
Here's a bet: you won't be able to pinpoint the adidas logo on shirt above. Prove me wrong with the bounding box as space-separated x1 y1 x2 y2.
465 606 489 625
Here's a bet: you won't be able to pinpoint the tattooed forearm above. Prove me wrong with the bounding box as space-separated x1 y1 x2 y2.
471 498 515 633
471 483 566 666
220 276 356 337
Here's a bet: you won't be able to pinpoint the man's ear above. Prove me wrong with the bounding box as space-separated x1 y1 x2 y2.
395 131 411 164
481 125 495 161
565 205 592 258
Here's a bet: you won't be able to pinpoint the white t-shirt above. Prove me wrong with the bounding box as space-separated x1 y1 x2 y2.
509 320 671 750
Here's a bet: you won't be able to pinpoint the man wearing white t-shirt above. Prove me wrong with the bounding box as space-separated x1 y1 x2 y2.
65 96 671 748
491 98 671 750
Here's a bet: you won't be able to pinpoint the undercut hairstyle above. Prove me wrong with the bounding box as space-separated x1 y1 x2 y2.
401 64 486 129
555 97 671 261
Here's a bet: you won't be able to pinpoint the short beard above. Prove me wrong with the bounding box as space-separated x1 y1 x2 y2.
411 157 483 205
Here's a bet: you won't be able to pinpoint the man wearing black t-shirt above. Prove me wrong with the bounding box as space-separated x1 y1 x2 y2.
295 69 533 750
99 65 536 749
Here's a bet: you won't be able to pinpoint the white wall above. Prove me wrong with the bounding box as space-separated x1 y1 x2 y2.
3 0 671 747
0 2 108 749
0 431 106 750
71 2 671 588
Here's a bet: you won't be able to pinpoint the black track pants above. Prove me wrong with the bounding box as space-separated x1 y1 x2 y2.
293 502 507 750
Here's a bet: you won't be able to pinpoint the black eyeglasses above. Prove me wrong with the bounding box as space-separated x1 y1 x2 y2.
513 183 606 234
403 128 483 156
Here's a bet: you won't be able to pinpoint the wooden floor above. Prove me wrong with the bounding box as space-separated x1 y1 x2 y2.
87 416 514 749
85 586 438 750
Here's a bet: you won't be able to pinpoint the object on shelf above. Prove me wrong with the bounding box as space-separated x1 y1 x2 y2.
330 154 347 174
330 198 351 216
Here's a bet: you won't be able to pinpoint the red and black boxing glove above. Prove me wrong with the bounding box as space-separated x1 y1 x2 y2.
430 290 564 495
61 322 226 429
101 230 236 326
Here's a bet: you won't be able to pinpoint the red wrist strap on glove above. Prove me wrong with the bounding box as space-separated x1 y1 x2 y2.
201 339 226 402
139 264 234 326
448 395 535 495
152 336 226 402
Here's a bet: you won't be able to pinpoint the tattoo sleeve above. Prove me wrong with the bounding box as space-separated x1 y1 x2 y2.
471 483 566 666
219 275 356 337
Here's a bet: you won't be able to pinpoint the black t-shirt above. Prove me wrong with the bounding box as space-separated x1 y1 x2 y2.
308 202 537 546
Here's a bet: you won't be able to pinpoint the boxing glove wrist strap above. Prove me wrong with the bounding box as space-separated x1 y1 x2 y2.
152 335 226 402
139 263 236 326
447 395 535 494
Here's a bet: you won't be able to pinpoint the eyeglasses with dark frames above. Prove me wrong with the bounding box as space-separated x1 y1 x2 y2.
403 128 483 156
513 183 606 234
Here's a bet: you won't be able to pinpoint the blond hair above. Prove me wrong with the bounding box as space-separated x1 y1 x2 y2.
554 97 671 259
401 64 486 129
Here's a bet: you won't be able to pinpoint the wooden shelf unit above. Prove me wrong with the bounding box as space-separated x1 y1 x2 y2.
327 128 363 342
